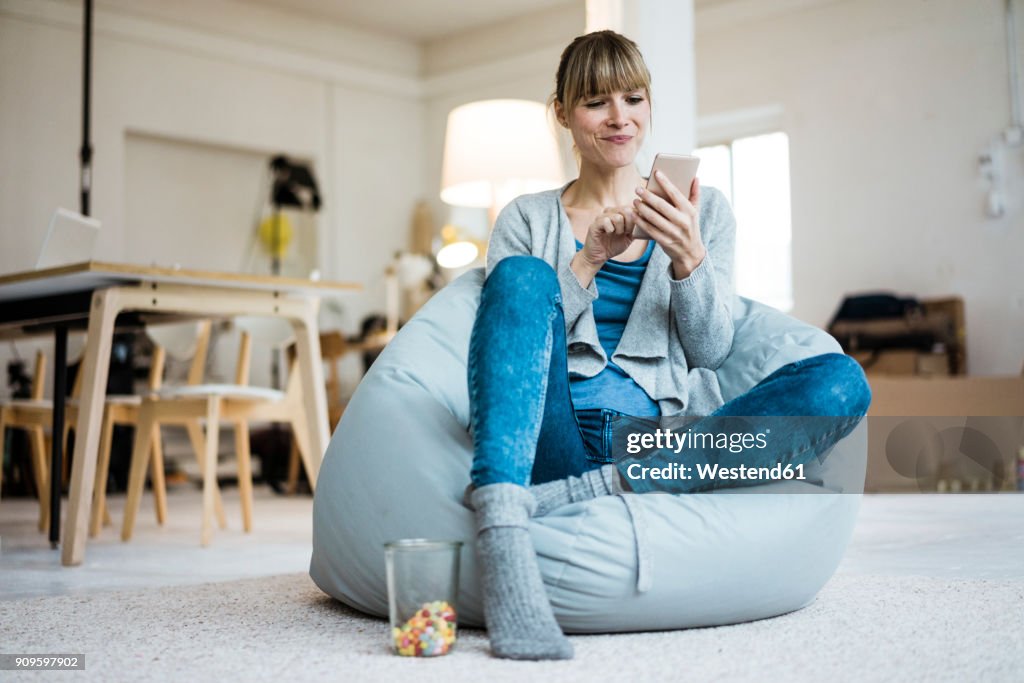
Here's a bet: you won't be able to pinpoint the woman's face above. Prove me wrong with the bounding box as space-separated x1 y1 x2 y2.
559 88 650 171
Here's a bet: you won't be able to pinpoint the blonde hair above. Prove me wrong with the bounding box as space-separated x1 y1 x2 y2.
551 30 652 117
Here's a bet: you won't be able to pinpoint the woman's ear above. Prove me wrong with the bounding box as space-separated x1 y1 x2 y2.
553 100 568 128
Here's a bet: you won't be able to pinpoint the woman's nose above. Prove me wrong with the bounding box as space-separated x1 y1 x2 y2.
607 101 627 127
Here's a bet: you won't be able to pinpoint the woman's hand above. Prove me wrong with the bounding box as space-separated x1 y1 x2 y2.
633 171 706 279
571 206 637 286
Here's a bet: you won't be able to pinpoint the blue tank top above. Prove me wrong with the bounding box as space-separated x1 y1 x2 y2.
569 240 661 417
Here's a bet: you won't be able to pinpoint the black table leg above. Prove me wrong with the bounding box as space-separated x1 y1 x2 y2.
50 326 68 548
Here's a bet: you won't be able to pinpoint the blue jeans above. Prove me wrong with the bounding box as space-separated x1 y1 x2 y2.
467 256 872 490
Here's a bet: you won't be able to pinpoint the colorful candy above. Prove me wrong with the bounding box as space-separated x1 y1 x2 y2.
392 600 457 656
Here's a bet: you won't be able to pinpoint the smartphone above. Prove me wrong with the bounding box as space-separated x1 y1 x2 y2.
633 153 700 238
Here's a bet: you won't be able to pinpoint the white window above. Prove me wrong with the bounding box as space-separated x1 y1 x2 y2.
696 132 793 312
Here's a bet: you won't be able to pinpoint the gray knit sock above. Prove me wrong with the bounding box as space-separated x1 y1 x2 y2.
469 483 574 660
529 465 618 517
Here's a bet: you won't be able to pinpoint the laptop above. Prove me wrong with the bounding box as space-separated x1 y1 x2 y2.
35 208 101 269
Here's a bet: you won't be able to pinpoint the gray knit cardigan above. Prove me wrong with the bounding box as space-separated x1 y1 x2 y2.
484 180 737 416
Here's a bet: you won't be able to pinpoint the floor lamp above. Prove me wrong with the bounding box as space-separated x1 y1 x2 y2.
265 155 322 276
439 99 563 268
259 156 322 390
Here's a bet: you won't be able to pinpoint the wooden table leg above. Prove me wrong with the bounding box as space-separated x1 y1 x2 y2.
62 288 120 566
290 306 328 490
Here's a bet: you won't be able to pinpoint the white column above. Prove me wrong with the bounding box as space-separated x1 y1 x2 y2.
586 0 697 172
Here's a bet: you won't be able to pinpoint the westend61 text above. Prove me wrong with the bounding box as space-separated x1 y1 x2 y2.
625 462 807 483
625 427 769 455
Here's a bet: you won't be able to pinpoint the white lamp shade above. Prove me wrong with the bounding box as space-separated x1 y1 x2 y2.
440 99 563 210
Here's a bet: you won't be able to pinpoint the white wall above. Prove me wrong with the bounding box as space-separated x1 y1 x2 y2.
695 0 1024 375
0 0 423 393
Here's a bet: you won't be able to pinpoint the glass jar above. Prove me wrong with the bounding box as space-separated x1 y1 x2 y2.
384 539 463 657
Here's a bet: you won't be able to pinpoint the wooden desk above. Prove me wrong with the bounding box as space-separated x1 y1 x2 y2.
0 261 359 565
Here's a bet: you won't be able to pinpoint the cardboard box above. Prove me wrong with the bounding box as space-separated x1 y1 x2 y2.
914 352 950 377
833 295 965 375
920 297 967 373
867 376 1024 416
852 350 950 377
864 376 1024 491
852 350 916 375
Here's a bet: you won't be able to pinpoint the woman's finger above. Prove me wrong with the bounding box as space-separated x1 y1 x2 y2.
634 200 678 237
609 213 625 233
636 184 690 224
634 215 664 240
690 176 701 209
603 205 636 231
653 170 689 210
634 195 690 236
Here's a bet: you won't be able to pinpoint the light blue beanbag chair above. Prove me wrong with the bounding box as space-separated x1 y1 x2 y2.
310 269 866 633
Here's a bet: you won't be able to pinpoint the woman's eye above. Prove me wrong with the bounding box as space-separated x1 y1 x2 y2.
585 101 604 108
627 96 645 105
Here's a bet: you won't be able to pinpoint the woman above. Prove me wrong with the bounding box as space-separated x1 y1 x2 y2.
465 30 870 661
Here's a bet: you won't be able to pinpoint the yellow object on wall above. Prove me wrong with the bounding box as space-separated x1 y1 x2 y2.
258 214 294 257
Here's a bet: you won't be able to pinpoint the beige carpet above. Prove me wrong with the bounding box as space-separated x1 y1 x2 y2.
2 571 1022 682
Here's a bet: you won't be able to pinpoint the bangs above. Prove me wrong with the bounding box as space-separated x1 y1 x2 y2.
576 50 649 102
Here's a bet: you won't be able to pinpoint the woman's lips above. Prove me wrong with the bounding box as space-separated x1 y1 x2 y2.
603 135 633 144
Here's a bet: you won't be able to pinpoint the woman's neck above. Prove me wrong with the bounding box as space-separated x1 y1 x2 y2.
564 163 645 210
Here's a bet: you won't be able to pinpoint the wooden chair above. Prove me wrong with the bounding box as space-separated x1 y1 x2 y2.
86 320 225 537
282 330 365 494
121 316 311 546
0 350 53 529
0 328 210 535
320 330 352 431
0 338 101 530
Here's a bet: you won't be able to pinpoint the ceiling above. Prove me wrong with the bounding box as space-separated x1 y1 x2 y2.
242 0 735 41
242 0 577 41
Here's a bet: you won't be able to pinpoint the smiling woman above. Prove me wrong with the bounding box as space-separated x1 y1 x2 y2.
550 31 652 174
444 29 869 662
